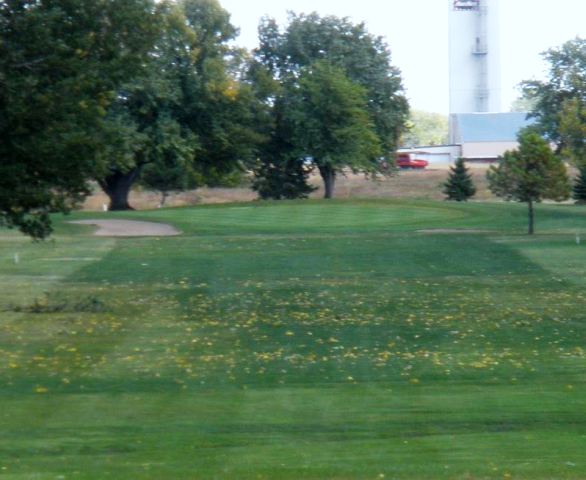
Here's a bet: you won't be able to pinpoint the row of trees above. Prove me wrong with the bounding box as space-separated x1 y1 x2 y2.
1 0 267 238
1 0 583 239
249 13 408 200
0 0 409 238
444 133 572 235
444 37 586 234
494 37 586 234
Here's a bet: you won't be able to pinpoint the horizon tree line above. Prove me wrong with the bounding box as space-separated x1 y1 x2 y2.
0 0 584 238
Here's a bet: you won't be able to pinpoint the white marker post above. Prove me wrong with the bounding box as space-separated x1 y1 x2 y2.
576 233 581 245
13 253 19 264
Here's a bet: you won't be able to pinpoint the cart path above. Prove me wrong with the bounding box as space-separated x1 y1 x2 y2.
69 220 181 237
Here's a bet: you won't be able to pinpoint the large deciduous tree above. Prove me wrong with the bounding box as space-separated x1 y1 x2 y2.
558 98 586 204
520 38 585 211
287 61 382 199
487 131 570 235
99 0 261 210
558 97 586 167
0 0 159 237
522 38 586 154
96 1 196 210
251 13 408 199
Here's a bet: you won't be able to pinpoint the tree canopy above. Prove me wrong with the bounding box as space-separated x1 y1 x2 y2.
487 130 570 234
286 61 382 198
98 0 262 210
1 3 409 235
0 0 160 237
251 12 408 199
522 37 586 151
558 97 586 167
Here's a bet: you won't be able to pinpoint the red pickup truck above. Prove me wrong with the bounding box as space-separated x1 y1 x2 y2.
396 153 429 169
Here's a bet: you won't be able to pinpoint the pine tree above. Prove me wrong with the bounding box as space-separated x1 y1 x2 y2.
443 158 476 201
572 166 586 204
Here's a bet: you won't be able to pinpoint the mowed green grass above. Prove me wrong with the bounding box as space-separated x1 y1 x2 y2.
1 199 586 479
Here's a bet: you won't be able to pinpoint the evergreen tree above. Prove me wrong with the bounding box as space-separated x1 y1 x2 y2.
572 167 586 204
443 158 476 201
252 157 315 200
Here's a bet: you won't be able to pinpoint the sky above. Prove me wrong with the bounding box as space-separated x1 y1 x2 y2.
219 0 586 114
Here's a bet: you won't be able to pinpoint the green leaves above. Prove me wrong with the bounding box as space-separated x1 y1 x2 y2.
289 61 381 171
99 0 262 209
251 12 408 199
522 37 586 147
0 0 160 238
488 131 570 203
559 97 586 167
487 131 570 234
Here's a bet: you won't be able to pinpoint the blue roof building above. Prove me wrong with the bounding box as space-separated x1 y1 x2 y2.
449 112 535 161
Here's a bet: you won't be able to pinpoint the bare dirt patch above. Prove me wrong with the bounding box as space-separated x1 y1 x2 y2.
70 220 181 237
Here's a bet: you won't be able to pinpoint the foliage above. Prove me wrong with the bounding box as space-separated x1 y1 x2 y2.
249 80 316 201
572 166 586 204
252 156 315 200
138 121 201 206
99 0 263 210
509 96 538 113
559 97 586 167
487 130 570 234
0 0 159 237
286 61 382 198
401 110 449 147
251 12 408 198
522 37 586 149
443 158 476 201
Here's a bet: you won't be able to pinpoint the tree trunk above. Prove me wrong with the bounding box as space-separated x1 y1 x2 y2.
159 191 169 208
528 199 535 235
318 164 336 199
99 167 142 211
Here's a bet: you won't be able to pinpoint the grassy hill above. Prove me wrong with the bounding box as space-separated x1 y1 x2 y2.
1 199 585 479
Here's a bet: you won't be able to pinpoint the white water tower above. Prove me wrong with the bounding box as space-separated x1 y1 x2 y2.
449 0 501 115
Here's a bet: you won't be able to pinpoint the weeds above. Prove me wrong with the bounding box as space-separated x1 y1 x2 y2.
7 293 106 314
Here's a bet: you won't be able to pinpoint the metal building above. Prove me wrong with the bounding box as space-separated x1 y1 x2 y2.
448 0 501 117
450 112 535 162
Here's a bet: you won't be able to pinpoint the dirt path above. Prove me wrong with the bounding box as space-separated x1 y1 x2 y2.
70 220 181 237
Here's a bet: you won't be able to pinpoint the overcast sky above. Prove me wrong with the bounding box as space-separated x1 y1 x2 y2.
219 0 585 114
